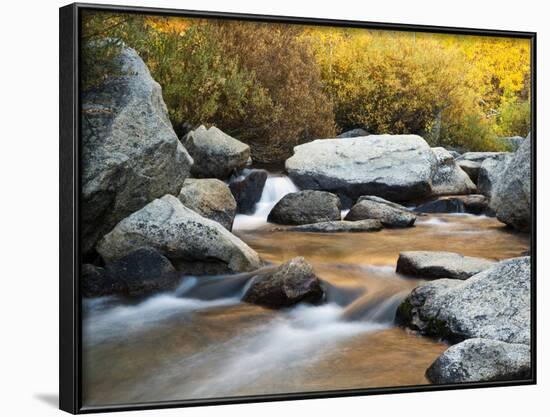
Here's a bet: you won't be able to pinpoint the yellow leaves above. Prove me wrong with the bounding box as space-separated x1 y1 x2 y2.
144 16 192 35
83 9 530 154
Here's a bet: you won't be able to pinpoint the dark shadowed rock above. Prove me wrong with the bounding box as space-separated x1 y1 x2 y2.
242 257 324 308
82 249 181 297
456 152 511 184
478 154 512 199
285 219 383 233
104 247 180 296
229 169 268 214
490 137 531 231
337 128 369 138
414 195 492 215
415 198 465 214
460 194 493 215
396 257 531 344
81 46 193 255
81 264 123 297
183 125 250 179
96 195 262 274
178 178 236 230
267 190 341 225
396 251 494 280
286 135 437 201
345 196 416 227
456 160 481 183
431 147 476 196
426 338 531 384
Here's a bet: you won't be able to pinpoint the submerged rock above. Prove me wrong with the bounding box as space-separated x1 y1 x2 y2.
229 169 268 214
490 137 531 232
426 338 531 384
96 195 262 274
431 147 476 196
285 135 437 202
242 257 325 308
285 219 383 233
345 196 416 227
396 257 531 344
81 46 193 255
267 190 341 225
183 125 250 179
396 251 495 280
178 178 237 230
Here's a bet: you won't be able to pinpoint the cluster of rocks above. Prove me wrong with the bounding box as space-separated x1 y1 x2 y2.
267 190 417 232
283 133 531 232
77 47 250 296
80 46 315 308
80 45 533 387
395 253 531 384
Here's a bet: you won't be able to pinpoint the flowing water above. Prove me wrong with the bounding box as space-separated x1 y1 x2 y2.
82 174 529 406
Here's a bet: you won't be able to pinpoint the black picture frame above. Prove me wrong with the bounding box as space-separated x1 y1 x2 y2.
59 3 537 414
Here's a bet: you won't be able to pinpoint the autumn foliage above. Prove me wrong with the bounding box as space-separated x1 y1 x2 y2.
82 11 531 162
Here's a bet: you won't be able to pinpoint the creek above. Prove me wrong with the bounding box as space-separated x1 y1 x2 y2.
82 174 529 406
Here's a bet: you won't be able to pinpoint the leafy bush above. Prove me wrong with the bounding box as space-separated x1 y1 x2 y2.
496 98 531 138
81 11 531 161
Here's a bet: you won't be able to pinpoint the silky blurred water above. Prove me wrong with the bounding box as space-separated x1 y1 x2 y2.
83 187 529 406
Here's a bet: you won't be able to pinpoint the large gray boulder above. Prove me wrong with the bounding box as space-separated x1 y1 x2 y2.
490 137 531 231
81 46 193 254
285 219 383 233
344 196 416 227
396 251 495 280
267 190 341 225
178 178 236 230
396 257 531 344
96 195 262 274
426 338 531 383
183 125 250 179
229 169 268 214
430 147 476 195
242 257 325 308
478 154 513 199
285 135 437 202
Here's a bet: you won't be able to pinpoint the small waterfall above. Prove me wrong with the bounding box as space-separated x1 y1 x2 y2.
341 290 409 323
175 266 276 300
233 174 299 230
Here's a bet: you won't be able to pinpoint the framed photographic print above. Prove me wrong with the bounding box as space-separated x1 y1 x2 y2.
59 2 536 414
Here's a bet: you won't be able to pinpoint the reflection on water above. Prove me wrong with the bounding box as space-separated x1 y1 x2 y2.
82 213 529 406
